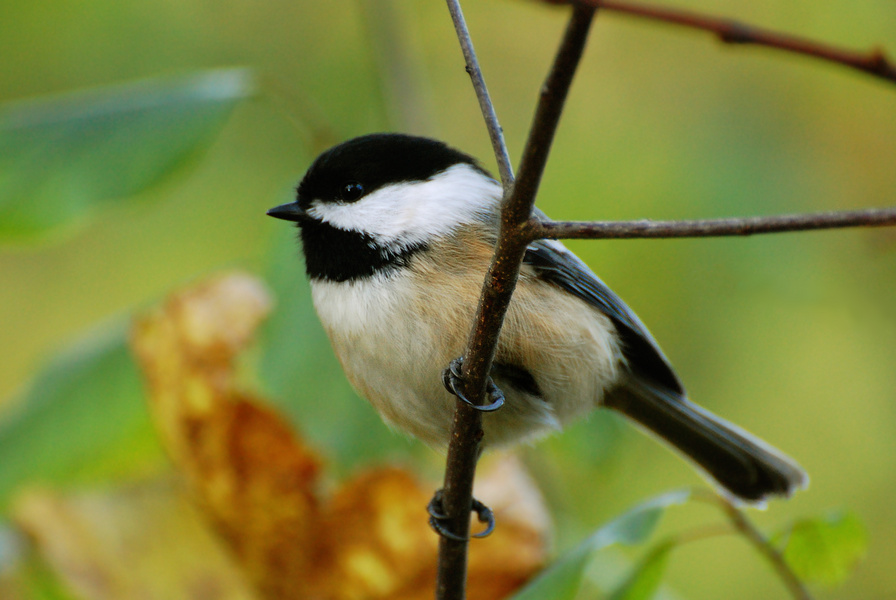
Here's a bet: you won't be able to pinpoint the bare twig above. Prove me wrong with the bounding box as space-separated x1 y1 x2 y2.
436 5 597 599
725 507 813 600
576 0 896 85
530 207 896 241
445 0 515 190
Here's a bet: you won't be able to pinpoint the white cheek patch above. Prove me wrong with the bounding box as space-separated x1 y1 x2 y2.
306 163 501 246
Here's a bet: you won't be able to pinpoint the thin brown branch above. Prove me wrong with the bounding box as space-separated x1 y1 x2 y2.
445 0 515 190
436 5 597 599
729 511 813 600
530 207 896 240
713 496 813 600
573 0 896 85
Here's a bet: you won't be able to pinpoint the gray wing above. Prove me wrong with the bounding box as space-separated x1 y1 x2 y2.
523 238 685 397
523 220 808 503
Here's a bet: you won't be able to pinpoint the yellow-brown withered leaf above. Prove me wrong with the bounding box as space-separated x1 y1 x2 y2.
311 467 439 599
132 273 323 598
310 456 549 600
11 479 258 600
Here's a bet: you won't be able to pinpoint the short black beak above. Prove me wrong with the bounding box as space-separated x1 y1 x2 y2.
266 202 311 223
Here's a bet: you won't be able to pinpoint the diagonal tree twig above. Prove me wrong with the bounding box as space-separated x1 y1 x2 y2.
444 0 515 191
436 5 597 599
576 0 896 85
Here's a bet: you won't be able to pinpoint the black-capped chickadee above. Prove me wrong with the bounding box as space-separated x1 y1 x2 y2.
268 133 807 503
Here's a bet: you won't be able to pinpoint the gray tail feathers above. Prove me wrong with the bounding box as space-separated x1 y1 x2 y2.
605 379 808 503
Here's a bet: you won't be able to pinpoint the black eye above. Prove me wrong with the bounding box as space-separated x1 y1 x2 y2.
340 181 364 202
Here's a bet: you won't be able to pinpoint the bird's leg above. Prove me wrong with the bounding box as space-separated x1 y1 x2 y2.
427 488 496 540
441 357 505 412
432 357 501 538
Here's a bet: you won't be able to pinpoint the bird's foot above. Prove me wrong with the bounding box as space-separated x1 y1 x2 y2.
427 488 495 540
441 357 505 412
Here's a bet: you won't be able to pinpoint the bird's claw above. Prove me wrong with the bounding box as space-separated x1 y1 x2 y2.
427 489 496 540
441 357 505 412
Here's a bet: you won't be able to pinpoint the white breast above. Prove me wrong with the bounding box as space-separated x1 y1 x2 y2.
311 271 405 336
309 242 623 449
310 270 463 445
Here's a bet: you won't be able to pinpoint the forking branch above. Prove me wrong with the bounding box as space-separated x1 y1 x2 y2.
437 4 596 598
437 1 894 599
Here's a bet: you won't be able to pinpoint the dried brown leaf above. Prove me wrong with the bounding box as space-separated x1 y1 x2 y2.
311 467 438 600
310 455 549 600
132 273 323 598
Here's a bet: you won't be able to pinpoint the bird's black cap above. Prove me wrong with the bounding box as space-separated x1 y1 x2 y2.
294 133 486 208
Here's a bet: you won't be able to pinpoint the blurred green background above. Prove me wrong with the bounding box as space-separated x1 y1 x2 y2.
1 0 894 598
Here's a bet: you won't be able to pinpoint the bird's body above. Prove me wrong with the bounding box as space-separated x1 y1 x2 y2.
268 133 808 503
311 224 621 447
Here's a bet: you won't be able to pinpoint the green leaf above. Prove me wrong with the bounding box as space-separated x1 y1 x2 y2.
0 320 161 512
0 68 255 241
780 511 867 587
608 542 674 600
510 489 690 600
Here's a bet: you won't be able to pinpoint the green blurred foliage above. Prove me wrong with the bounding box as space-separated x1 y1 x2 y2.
607 541 674 600
0 69 254 241
511 490 689 600
779 511 868 588
0 321 159 511
4 549 79 600
0 0 894 598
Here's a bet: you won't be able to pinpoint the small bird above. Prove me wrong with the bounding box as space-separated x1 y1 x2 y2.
268 133 807 504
